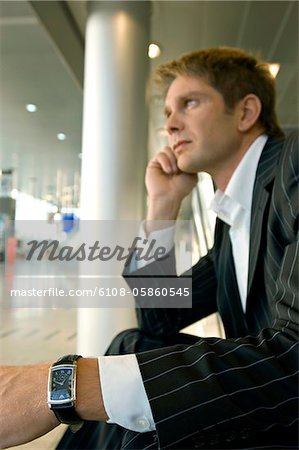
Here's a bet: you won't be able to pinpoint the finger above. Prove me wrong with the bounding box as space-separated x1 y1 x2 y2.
150 147 178 174
151 152 175 174
160 146 179 172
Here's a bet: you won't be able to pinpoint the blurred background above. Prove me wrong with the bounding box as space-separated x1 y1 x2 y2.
0 2 298 447
1 1 297 210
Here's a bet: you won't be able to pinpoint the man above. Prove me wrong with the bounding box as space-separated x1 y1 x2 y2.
0 47 298 450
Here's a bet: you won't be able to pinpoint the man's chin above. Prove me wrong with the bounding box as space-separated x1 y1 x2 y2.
177 159 198 174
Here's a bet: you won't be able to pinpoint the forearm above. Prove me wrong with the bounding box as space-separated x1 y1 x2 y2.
0 358 108 449
0 363 58 449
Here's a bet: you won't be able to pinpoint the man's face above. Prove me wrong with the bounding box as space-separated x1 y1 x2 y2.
164 75 243 177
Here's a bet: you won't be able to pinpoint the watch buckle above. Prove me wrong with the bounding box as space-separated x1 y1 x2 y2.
70 422 84 433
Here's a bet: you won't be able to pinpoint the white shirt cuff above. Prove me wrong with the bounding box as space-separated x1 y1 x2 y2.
98 354 156 432
130 221 175 271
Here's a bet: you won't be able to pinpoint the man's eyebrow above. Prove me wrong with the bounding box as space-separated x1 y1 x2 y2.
179 90 204 98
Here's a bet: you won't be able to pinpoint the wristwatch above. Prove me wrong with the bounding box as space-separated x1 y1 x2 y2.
48 354 84 432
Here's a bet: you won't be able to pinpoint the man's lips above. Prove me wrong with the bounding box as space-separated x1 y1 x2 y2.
173 140 192 153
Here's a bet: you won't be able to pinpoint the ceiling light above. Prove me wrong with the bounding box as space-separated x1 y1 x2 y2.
268 63 280 78
26 103 37 112
57 132 66 141
148 43 161 59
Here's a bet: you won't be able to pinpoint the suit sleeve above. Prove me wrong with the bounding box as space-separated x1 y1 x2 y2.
134 133 299 449
125 246 218 337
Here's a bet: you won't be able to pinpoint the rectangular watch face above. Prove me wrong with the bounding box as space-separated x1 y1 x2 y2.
49 366 75 404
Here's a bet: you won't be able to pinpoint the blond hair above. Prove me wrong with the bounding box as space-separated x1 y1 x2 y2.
155 47 284 139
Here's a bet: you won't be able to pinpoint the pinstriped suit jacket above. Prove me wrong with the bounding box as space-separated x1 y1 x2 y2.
126 132 298 449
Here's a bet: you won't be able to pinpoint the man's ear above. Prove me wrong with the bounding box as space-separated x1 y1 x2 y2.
237 94 262 132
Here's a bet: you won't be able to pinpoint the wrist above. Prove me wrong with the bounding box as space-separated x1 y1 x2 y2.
76 358 108 422
146 197 181 235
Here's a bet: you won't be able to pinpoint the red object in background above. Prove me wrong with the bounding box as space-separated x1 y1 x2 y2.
6 237 17 264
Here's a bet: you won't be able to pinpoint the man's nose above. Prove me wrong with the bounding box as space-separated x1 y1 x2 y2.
166 112 184 135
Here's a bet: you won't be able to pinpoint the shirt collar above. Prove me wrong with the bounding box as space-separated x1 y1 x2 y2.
210 134 268 227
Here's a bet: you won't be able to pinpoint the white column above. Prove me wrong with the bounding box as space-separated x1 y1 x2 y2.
77 1 150 356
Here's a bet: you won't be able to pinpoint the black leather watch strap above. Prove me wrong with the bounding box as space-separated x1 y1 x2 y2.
53 403 83 425
52 354 82 367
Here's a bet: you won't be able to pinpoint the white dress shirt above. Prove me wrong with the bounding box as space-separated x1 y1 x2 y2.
210 134 267 310
98 134 268 432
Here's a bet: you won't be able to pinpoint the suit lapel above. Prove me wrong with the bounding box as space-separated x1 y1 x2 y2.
247 137 284 302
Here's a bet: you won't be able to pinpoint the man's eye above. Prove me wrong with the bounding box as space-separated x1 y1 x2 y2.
185 99 198 109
